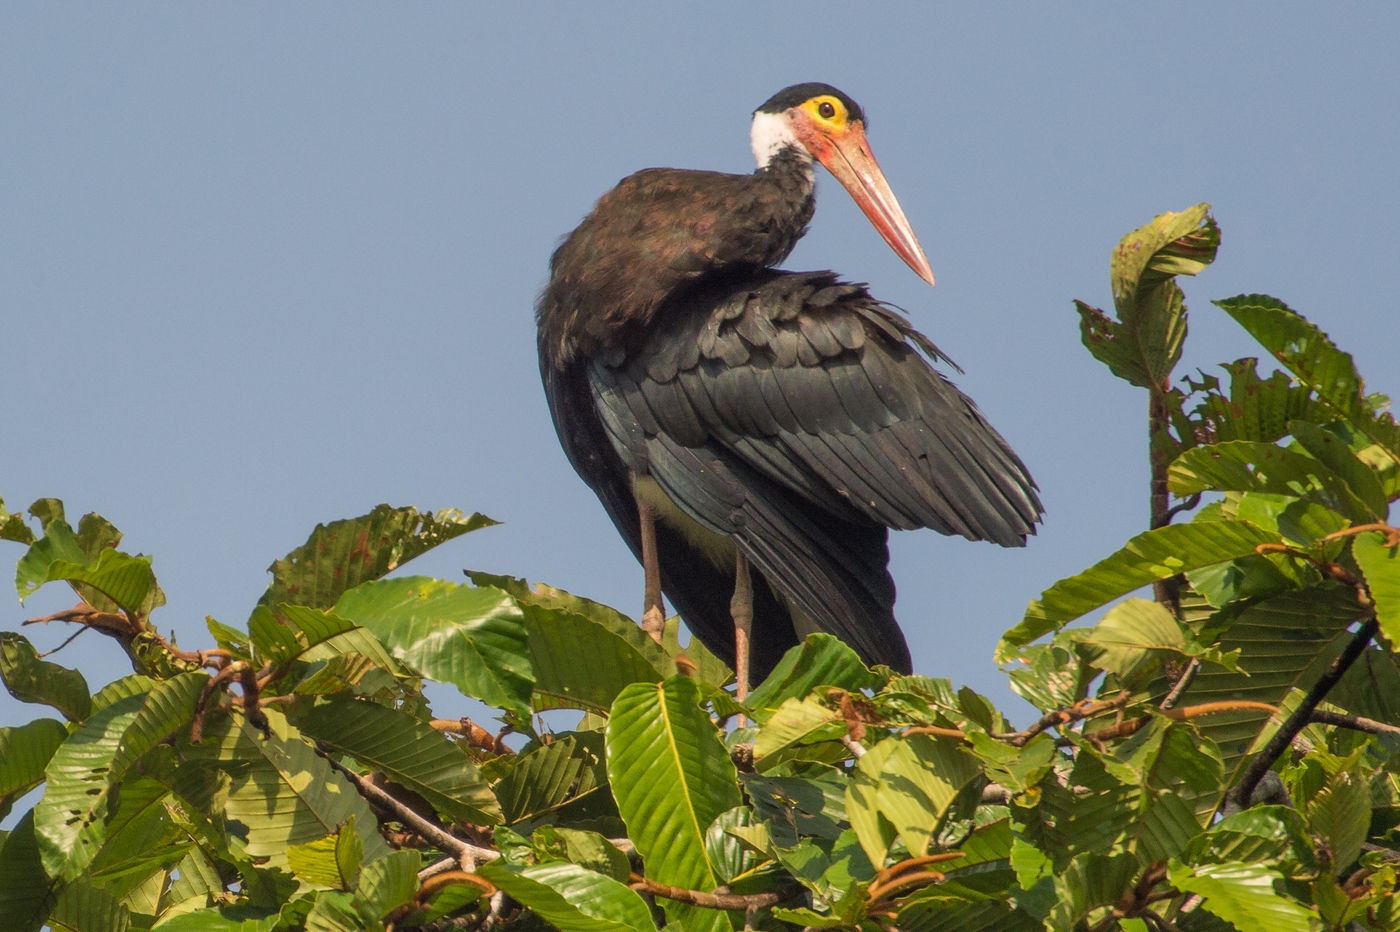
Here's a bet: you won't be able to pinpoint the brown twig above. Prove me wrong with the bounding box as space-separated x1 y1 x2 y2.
340 765 499 867
431 718 515 755
1309 709 1400 738
628 875 801 911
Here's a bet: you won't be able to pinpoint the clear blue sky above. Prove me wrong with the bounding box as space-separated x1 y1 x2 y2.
3 5 1397 736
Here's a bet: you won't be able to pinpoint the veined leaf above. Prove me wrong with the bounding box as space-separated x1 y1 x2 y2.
751 696 843 765
287 816 363 891
606 678 740 914
523 601 668 714
14 517 86 601
1353 530 1400 646
1077 204 1217 390
847 734 981 865
335 577 533 716
1180 585 1366 789
1169 440 1378 523
746 634 883 722
493 733 609 827
1179 359 1334 446
478 860 657 932
0 718 67 805
352 849 421 922
1167 861 1313 932
188 706 389 870
1290 421 1390 520
1306 769 1369 876
1216 294 1400 467
0 811 59 928
258 505 497 611
999 520 1280 654
296 696 501 824
0 496 37 545
42 549 160 616
35 671 205 880
49 879 132 932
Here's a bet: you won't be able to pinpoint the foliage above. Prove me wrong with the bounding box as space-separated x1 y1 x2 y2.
2 206 1399 930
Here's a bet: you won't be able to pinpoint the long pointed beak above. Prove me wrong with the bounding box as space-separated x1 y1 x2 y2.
815 121 935 287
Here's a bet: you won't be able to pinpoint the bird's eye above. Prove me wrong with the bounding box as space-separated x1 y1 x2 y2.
817 100 837 119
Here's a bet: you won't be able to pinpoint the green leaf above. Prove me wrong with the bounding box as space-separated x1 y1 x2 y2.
258 505 497 611
334 577 533 716
847 734 982 865
0 718 67 804
523 601 669 714
1216 294 1400 466
15 516 85 601
1179 586 1367 787
48 878 132 932
296 696 501 824
751 696 843 765
1354 529 1400 646
1306 769 1369 876
477 860 657 932
1167 861 1314 932
187 706 389 870
746 634 883 721
1077 203 1218 390
1000 520 1280 653
1169 440 1379 523
1289 421 1391 520
493 733 611 827
351 848 420 921
287 816 364 891
42 549 160 616
0 811 59 929
0 497 37 544
606 678 740 906
35 671 205 880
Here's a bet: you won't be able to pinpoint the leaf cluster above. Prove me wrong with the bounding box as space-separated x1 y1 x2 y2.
2 207 1399 930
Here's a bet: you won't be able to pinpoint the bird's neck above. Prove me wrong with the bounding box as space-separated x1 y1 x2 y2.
751 147 817 266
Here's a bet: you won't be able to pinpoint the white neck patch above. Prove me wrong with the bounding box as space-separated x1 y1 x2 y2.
750 110 810 169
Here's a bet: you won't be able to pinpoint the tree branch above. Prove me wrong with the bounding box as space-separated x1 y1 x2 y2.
340 765 499 867
1228 616 1379 810
629 875 802 911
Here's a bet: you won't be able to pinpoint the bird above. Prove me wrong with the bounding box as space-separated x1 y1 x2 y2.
537 83 1040 689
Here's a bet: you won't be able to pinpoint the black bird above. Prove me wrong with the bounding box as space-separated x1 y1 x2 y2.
537 83 1040 686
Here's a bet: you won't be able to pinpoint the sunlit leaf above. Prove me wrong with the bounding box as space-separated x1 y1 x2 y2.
296 696 501 824
187 707 389 870
35 671 205 880
1000 520 1280 653
606 677 739 926
1077 203 1217 389
1216 294 1400 466
1167 861 1313 932
335 577 532 716
1353 529 1400 646
477 860 657 932
258 505 496 611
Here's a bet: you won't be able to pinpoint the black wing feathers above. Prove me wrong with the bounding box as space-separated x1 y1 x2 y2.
567 269 1039 674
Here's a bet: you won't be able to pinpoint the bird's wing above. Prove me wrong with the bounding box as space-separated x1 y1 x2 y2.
544 343 873 674
595 269 1042 548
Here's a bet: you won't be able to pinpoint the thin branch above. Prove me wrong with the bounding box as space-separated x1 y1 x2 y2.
1229 616 1379 810
1309 708 1400 738
340 765 499 867
431 718 515 755
629 875 801 911
1158 657 1200 712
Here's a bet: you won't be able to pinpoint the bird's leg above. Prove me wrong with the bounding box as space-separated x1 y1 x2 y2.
731 550 753 707
637 498 666 643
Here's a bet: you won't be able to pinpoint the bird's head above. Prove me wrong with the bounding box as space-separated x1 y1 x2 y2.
752 83 935 286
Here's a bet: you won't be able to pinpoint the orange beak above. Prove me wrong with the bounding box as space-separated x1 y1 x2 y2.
800 117 935 287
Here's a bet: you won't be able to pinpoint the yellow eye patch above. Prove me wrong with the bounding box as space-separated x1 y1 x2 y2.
801 95 848 127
